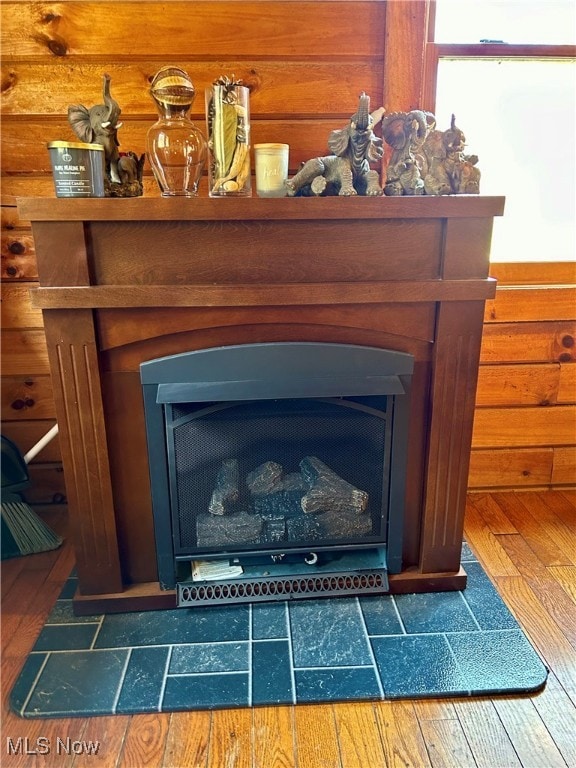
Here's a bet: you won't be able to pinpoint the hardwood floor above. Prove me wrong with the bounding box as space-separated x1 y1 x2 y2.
1 491 575 768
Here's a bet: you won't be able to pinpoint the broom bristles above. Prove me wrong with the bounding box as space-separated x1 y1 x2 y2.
1 501 62 555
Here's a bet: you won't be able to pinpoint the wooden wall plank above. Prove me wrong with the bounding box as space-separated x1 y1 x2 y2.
1 374 56 421
1 61 381 117
0 329 50 375
25 464 67 504
1 282 42 327
475 363 560 407
1 2 387 59
489 262 576 285
485 286 576 323
1 231 37 280
472 406 576 448
558 363 576 404
468 448 553 489
552 446 576 485
480 321 576 364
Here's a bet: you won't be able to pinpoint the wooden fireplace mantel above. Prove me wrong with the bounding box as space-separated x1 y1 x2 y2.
18 195 504 613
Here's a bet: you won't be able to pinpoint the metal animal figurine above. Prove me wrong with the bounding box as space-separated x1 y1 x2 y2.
286 92 385 196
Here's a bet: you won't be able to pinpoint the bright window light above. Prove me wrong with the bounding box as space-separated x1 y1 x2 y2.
435 58 576 261
435 0 576 45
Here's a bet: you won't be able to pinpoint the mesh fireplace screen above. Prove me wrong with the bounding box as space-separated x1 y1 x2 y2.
141 342 414 589
167 397 390 555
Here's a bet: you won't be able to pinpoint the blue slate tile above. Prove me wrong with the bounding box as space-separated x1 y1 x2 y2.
9 559 550 718
289 598 372 667
24 650 128 717
162 673 249 710
252 602 288 639
359 595 403 636
33 623 100 651
462 561 518 630
252 640 294 705
46 600 101 624
295 667 381 703
9 653 48 716
95 605 249 648
448 630 548 694
116 646 169 714
394 591 478 634
170 642 248 674
58 577 79 599
371 635 469 697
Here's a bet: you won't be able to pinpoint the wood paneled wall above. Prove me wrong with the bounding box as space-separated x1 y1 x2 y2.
1 0 574 496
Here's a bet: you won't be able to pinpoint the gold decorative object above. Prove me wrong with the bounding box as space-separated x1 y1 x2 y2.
205 76 252 196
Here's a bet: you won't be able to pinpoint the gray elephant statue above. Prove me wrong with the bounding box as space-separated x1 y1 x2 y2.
68 73 123 186
286 92 385 196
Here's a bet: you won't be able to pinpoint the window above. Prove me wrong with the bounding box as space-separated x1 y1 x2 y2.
430 1 576 262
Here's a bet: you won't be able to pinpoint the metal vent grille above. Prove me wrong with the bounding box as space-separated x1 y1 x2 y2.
177 569 388 607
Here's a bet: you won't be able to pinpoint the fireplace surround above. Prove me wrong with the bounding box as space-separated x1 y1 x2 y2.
19 195 503 613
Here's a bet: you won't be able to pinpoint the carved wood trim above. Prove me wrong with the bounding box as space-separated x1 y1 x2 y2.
420 301 486 573
43 309 122 595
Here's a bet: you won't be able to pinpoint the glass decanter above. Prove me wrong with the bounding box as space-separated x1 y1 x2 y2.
147 66 207 197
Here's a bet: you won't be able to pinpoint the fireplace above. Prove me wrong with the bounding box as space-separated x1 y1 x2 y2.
141 342 413 603
20 195 503 613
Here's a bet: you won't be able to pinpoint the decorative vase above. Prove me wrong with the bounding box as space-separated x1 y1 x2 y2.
147 66 207 197
205 76 251 196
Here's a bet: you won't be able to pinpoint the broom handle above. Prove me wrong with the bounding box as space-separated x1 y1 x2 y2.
23 423 59 465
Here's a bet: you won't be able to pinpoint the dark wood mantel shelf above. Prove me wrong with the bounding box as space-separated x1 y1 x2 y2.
18 195 504 614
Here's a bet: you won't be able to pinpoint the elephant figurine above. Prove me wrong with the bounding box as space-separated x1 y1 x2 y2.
420 114 481 195
380 110 436 196
286 92 385 196
112 151 146 197
68 73 123 186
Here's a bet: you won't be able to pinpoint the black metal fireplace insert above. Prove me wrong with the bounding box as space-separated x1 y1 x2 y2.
141 343 413 605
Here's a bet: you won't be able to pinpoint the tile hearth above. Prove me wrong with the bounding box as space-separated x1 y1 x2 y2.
10 544 547 718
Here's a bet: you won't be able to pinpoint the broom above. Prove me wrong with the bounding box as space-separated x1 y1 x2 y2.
1 425 63 559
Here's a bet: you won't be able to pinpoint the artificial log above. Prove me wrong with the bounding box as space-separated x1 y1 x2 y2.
208 458 239 516
197 510 263 547
299 456 369 515
286 515 323 542
252 471 308 519
317 508 373 539
246 461 284 495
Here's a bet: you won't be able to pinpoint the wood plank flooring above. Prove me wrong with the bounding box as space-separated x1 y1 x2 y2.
1 491 575 768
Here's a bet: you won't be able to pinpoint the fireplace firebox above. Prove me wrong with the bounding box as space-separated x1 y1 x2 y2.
142 343 413 604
